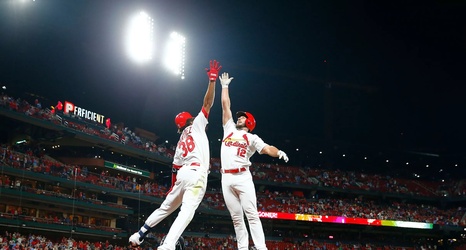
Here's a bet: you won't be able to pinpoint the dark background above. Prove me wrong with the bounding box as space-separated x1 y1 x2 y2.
1 0 465 177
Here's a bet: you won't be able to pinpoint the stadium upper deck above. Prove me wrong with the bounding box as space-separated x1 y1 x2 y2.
0 93 465 248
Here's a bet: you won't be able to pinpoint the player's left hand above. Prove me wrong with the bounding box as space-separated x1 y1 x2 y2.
278 150 289 163
206 60 222 81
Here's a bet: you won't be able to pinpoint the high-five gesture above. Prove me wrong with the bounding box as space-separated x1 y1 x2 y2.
219 68 290 250
129 60 218 250
206 60 222 81
219 72 234 88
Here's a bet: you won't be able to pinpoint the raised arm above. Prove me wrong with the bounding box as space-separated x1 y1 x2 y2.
219 72 234 126
202 80 216 115
203 60 222 115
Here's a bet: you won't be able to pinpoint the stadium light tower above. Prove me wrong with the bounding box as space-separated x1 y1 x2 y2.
125 11 154 64
163 32 186 79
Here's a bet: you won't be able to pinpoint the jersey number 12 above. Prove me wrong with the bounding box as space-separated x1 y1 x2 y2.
237 148 246 157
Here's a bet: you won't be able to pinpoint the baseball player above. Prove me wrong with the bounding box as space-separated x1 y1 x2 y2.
129 60 222 250
218 72 289 250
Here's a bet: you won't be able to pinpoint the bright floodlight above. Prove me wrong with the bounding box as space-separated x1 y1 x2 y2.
125 11 154 64
163 32 186 79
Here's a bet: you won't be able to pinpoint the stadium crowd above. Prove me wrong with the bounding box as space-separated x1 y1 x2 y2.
0 94 175 159
1 231 454 250
1 145 465 227
1 93 465 197
1 93 466 249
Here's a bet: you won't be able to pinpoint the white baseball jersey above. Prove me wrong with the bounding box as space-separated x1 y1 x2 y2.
220 117 269 250
220 118 267 170
141 108 210 250
173 108 210 172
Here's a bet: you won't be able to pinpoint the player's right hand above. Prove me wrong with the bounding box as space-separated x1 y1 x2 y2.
219 72 234 88
278 150 289 163
206 60 222 81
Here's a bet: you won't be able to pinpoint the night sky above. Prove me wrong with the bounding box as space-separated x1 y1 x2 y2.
1 1 465 174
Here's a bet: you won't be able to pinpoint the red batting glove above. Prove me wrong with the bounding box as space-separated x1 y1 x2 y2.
205 60 222 81
166 164 181 195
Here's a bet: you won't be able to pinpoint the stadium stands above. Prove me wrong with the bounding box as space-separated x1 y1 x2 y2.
1 93 465 249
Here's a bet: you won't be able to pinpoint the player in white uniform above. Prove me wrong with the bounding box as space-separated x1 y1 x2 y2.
129 60 222 250
219 72 289 250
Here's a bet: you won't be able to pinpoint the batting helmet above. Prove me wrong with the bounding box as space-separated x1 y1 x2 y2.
160 235 185 250
175 112 193 129
236 111 256 132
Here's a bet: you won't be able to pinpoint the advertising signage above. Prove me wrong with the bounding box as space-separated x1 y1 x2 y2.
53 100 110 127
258 211 434 229
104 161 150 177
